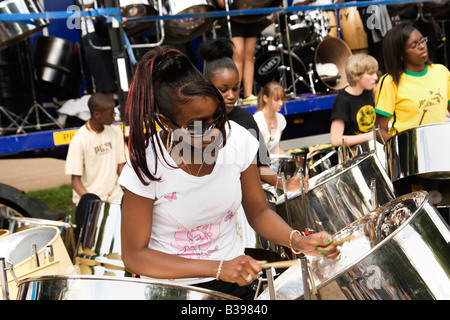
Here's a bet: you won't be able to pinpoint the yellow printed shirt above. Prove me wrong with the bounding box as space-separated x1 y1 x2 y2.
375 64 450 134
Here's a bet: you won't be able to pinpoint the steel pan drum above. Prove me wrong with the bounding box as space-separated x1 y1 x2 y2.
162 0 216 44
120 0 158 36
259 191 450 300
0 0 49 48
385 123 450 206
0 226 75 300
276 151 396 234
0 214 76 261
75 200 125 277
16 275 240 300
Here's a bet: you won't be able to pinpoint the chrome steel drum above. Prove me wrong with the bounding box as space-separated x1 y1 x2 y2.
17 275 240 300
277 151 396 234
0 0 49 48
0 226 75 300
75 200 124 277
385 123 450 206
259 191 450 300
120 0 158 36
0 214 76 261
162 0 216 44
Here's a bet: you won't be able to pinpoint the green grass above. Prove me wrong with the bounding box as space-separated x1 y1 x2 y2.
26 184 76 220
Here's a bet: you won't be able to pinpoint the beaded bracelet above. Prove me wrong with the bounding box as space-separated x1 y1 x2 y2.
216 260 224 280
289 230 303 254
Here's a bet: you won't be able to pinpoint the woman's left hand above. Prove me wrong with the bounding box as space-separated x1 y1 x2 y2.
293 231 340 259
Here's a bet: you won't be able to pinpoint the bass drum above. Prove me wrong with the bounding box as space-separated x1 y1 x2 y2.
254 49 309 93
33 36 82 99
162 0 216 44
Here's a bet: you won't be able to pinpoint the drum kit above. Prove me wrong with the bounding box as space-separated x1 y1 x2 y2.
255 6 358 96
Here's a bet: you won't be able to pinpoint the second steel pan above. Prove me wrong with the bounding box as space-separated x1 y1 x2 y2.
276 151 396 234
75 200 125 276
162 0 216 44
0 226 75 300
0 214 76 261
385 122 450 206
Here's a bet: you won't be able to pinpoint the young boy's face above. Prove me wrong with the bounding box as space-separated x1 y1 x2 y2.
358 72 378 91
97 104 116 126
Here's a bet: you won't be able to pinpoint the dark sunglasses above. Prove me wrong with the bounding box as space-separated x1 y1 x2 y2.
157 113 224 138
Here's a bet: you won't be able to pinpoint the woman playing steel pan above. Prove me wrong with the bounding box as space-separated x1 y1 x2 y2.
375 23 450 143
118 47 338 300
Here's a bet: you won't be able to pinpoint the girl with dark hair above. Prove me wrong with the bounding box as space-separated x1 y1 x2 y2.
118 46 337 299
199 38 300 191
375 23 450 142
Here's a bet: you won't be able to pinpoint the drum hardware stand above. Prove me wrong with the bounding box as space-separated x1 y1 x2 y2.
0 106 24 135
15 40 63 134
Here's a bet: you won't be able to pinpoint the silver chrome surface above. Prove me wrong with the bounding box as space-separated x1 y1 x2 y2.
16 275 240 300
258 191 450 300
75 201 124 276
0 214 76 260
162 0 216 44
276 151 396 234
385 123 450 181
0 227 58 266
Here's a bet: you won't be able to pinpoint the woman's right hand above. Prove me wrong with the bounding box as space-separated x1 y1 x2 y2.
218 255 263 286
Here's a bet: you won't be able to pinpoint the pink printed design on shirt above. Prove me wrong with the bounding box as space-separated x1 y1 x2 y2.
224 210 235 222
163 192 177 202
167 201 236 259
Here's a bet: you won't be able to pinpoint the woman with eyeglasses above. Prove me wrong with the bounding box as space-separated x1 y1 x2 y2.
375 23 450 142
118 46 338 299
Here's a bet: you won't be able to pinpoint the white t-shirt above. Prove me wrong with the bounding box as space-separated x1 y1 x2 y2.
65 124 126 205
118 121 259 285
253 111 287 154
